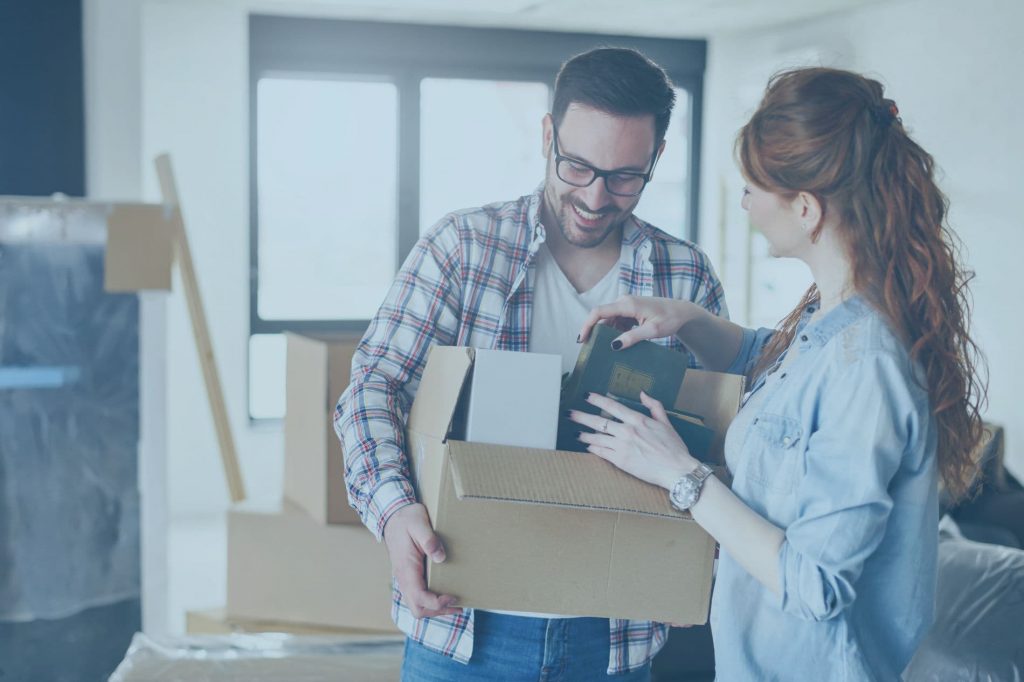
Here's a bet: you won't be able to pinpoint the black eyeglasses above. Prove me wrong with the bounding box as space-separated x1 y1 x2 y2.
551 122 658 197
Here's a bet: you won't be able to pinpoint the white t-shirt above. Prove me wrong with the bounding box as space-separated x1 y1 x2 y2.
528 243 622 373
486 242 622 620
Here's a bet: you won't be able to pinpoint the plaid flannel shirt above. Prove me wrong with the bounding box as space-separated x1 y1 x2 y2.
334 187 727 674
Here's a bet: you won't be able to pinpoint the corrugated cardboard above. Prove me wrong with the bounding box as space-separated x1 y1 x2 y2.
226 501 397 632
104 203 175 292
406 345 744 624
186 607 403 638
458 349 561 449
284 333 362 525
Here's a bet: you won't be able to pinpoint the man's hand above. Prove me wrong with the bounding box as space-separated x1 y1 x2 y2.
383 503 462 619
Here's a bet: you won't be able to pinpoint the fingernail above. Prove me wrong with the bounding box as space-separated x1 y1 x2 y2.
611 340 623 351
576 431 584 440
564 409 573 418
586 392 594 399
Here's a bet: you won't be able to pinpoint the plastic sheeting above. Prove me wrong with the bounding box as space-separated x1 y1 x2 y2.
904 516 1024 681
0 200 140 622
109 633 405 681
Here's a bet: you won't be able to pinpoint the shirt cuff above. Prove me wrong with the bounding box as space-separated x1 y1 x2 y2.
365 477 419 542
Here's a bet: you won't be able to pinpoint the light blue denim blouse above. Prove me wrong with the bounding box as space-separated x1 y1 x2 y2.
710 296 939 681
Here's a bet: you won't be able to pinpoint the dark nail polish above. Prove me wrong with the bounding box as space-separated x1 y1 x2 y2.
576 334 581 343
611 340 623 350
564 409 573 418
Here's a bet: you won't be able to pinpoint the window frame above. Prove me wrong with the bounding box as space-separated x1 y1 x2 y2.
248 15 707 337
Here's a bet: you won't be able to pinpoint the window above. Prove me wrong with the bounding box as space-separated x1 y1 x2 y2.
249 17 707 418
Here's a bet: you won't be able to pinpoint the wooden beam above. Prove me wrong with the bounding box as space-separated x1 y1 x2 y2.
154 154 246 503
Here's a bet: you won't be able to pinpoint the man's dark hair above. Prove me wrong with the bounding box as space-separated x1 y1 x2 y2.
552 47 676 143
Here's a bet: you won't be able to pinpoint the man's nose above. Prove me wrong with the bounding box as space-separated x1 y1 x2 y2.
577 176 614 210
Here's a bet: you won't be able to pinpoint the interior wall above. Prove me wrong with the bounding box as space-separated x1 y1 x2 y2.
700 0 1023 476
140 0 284 519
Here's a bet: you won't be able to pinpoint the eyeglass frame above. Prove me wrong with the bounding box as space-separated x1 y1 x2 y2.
550 121 661 197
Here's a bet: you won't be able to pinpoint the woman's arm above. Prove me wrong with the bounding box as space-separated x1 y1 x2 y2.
577 296 746 372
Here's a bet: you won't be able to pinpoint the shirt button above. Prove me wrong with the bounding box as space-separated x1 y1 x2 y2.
782 436 791 446
800 335 809 342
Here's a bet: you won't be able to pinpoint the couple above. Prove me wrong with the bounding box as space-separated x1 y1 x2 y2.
335 47 985 681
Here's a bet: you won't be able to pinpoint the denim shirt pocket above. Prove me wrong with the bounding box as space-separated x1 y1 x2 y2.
746 413 804 494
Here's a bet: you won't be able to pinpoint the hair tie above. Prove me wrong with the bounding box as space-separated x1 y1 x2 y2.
873 99 900 127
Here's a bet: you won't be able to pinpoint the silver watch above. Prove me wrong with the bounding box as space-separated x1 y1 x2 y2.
669 463 715 511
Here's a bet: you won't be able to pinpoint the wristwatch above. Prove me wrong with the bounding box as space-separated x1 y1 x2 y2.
669 463 715 511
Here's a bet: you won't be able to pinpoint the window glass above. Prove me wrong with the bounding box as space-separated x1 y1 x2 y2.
419 78 549 232
256 77 398 320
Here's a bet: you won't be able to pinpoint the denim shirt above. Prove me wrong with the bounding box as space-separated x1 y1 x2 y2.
711 297 939 681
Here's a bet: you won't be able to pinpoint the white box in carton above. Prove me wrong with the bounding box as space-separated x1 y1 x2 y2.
226 501 397 632
461 349 561 449
284 333 362 525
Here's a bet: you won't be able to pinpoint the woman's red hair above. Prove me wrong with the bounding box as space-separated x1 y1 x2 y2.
738 67 986 501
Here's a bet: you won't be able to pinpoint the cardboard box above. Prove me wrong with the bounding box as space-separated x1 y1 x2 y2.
186 607 403 639
406 345 744 624
454 349 561 449
226 501 397 632
284 333 362 525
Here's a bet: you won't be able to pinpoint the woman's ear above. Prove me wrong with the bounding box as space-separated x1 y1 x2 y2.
794 191 824 242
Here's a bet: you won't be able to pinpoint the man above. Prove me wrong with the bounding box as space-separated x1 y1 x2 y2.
335 47 727 680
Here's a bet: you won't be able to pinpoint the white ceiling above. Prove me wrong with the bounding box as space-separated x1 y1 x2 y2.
245 0 895 38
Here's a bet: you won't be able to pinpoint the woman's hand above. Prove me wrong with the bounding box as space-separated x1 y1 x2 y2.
568 391 700 490
577 296 703 350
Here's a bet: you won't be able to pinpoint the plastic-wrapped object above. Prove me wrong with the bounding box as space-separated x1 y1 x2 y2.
0 199 140 623
903 517 1024 681
109 633 405 681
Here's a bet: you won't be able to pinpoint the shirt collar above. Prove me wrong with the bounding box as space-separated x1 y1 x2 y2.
796 295 872 347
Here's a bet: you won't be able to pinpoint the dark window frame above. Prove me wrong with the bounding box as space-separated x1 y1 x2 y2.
249 15 707 338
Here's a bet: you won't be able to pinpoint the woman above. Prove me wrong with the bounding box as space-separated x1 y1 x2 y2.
570 67 985 680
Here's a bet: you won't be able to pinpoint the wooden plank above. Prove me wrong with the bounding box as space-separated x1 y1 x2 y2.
154 154 246 502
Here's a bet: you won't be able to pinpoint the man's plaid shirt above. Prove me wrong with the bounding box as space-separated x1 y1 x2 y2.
334 187 727 674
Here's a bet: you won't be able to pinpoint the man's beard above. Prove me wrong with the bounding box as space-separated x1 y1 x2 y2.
544 183 629 249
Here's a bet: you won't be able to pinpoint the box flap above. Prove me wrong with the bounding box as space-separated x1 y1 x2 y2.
447 441 687 519
675 369 745 465
407 345 474 441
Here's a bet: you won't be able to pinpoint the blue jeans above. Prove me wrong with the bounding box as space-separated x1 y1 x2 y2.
400 611 652 681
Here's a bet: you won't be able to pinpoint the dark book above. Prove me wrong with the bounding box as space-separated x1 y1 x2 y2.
557 324 688 452
607 395 716 463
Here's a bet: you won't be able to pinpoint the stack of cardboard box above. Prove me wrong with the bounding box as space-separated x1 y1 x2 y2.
222 333 398 634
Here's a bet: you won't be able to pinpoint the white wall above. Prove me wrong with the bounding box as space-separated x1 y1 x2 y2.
700 0 1023 476
140 0 284 519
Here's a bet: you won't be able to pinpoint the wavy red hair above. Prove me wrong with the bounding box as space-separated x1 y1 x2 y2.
738 67 986 501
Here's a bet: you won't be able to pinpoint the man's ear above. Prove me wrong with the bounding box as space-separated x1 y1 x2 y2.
542 113 553 159
648 138 667 180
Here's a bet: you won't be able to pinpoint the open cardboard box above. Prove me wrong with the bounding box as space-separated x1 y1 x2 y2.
406 345 744 624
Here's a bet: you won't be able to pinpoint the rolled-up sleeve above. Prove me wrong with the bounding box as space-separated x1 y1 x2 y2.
334 218 464 541
724 326 775 377
777 352 925 621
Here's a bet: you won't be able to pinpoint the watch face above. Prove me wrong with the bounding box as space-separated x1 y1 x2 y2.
671 477 698 511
